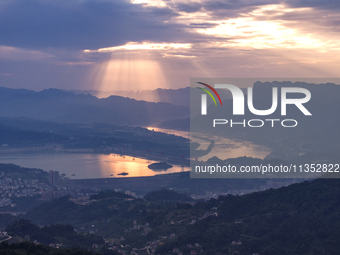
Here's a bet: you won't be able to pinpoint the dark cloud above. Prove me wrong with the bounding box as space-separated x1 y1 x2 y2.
175 0 277 14
0 56 93 90
173 0 339 22
189 23 218 29
174 2 202 13
164 0 284 25
0 0 188 50
285 0 340 10
203 0 262 11
1 0 338 52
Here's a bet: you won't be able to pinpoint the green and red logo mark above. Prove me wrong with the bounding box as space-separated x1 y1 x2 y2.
196 82 222 106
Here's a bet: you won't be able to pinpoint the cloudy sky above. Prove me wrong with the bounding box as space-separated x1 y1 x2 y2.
1 0 340 92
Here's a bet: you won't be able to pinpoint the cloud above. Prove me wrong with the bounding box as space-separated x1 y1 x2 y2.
1 0 340 91
0 46 53 61
162 53 196 58
285 0 340 10
2 0 339 53
0 0 188 50
84 42 192 52
174 2 203 13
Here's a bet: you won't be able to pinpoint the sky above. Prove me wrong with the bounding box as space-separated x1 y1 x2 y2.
0 0 340 92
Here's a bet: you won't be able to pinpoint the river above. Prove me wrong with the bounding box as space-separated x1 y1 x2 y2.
147 127 271 161
0 153 188 179
0 127 270 179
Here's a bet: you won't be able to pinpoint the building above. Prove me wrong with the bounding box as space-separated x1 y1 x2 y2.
49 170 59 185
49 170 53 185
53 171 59 185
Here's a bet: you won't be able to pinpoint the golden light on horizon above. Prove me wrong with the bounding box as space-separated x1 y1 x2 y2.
93 57 168 95
85 41 196 94
196 14 325 49
172 3 337 51
130 0 168 8
84 42 192 53
195 17 323 50
83 2 340 92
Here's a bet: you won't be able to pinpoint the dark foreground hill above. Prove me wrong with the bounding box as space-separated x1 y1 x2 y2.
144 189 195 203
176 178 340 255
5 219 104 249
7 178 338 255
0 242 107 255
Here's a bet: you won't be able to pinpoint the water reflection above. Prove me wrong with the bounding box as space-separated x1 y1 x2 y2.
0 153 188 179
146 127 271 161
146 127 190 139
190 135 270 161
0 128 271 179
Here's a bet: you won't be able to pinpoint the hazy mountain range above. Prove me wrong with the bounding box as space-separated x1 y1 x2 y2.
69 86 238 107
1 82 340 162
69 87 193 106
0 87 190 126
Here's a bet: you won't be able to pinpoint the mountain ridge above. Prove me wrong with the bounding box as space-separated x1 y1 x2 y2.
0 87 190 126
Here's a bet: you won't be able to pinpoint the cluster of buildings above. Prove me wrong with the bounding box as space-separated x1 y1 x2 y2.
124 190 137 197
41 189 69 200
41 182 100 201
0 198 11 207
171 243 203 255
0 175 50 201
0 168 103 206
0 231 9 238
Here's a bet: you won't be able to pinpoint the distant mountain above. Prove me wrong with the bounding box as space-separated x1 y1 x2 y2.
69 87 239 107
0 87 36 99
70 87 192 106
0 87 189 126
0 123 66 145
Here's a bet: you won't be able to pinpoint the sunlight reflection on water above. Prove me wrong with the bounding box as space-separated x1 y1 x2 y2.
0 153 188 179
147 127 271 161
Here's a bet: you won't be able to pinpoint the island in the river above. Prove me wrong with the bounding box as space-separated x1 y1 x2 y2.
117 172 129 176
148 162 173 171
